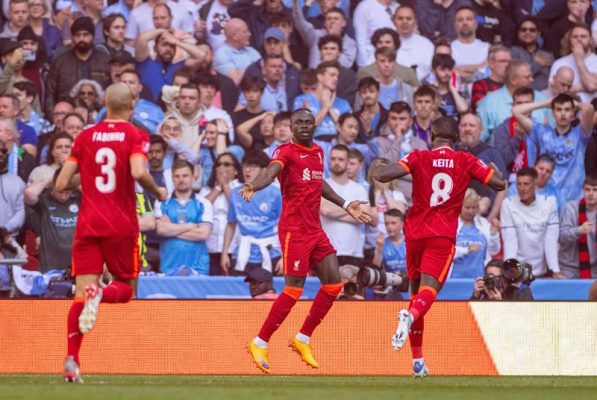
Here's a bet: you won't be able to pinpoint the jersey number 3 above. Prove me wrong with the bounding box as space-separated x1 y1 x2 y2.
95 147 116 193
430 172 453 207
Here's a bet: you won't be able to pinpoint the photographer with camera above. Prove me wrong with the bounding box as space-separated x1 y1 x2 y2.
471 259 534 301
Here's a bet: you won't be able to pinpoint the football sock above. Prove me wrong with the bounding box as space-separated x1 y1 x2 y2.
295 332 310 344
252 337 269 349
409 316 424 359
299 283 343 337
101 281 133 303
257 286 303 342
408 286 437 321
66 296 85 365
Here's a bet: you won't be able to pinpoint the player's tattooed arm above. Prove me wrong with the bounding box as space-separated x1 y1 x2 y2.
240 162 282 201
373 162 409 183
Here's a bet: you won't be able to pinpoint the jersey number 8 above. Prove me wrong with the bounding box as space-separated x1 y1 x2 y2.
430 172 453 207
95 147 116 193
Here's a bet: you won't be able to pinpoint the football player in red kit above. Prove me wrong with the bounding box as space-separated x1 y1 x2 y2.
56 83 167 383
375 116 506 377
240 108 371 374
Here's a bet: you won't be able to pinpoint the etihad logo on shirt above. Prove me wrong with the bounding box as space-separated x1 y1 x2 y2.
302 168 323 181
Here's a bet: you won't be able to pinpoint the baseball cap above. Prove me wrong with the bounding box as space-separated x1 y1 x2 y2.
109 50 136 65
0 38 21 56
264 27 285 42
244 268 273 283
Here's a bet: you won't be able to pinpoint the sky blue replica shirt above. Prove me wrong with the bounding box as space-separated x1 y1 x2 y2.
228 183 282 263
159 195 213 275
451 225 487 279
382 237 407 274
293 93 352 139
529 122 589 202
96 99 164 134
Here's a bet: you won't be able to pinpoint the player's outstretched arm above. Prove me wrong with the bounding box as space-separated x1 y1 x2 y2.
131 156 168 201
55 160 80 192
373 162 409 183
240 162 282 201
321 180 372 224
486 162 507 192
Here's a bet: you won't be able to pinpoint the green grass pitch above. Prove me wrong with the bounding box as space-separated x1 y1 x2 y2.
1 375 596 400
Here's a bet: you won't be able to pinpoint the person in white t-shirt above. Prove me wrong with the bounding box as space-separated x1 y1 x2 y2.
353 0 399 67
320 144 371 266
549 24 597 104
393 5 434 82
450 6 489 84
500 166 564 278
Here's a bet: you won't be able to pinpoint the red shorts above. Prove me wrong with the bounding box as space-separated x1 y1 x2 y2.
72 235 140 279
405 237 455 284
279 229 336 277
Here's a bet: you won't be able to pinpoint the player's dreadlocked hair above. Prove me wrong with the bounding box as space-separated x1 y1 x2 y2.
431 116 458 143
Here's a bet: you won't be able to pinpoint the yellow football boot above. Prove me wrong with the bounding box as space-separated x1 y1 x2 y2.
247 341 272 374
288 337 319 369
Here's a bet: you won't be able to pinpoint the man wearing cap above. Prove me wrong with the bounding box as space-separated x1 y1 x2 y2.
0 38 28 96
228 0 291 51
16 26 45 103
45 16 110 116
245 268 278 299
0 0 29 39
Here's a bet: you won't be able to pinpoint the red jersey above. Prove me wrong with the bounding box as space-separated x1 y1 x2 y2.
400 147 493 241
271 141 325 233
69 121 149 238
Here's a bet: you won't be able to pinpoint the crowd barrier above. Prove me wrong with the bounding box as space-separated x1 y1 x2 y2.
137 276 595 300
0 301 595 375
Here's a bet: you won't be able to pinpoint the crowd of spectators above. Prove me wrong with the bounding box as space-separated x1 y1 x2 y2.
0 0 596 299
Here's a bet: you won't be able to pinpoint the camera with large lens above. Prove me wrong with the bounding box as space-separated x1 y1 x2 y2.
357 266 409 292
482 274 502 290
502 258 535 285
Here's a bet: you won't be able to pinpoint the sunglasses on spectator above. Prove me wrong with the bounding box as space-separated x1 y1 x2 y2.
519 27 537 33
80 91 96 97
216 161 235 167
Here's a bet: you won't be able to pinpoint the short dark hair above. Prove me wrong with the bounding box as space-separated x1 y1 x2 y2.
0 94 19 109
331 143 349 155
414 84 436 100
517 166 538 179
370 28 400 50
119 69 141 82
240 76 266 93
384 208 404 221
318 34 342 52
432 53 455 70
46 133 73 166
431 116 458 141
316 60 340 76
338 112 357 126
584 173 597 187
13 80 37 98
347 147 363 162
171 158 194 173
375 46 397 61
455 5 476 17
535 153 555 166
485 259 503 272
324 7 346 20
173 66 196 83
196 73 219 91
63 112 85 126
179 83 199 94
358 76 380 92
300 68 318 86
512 86 535 101
389 101 412 116
274 111 291 125
551 93 575 109
150 134 167 151
243 150 270 168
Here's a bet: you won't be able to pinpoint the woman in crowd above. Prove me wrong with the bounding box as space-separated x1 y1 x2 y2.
199 152 242 276
69 80 104 124
28 133 72 184
450 189 501 279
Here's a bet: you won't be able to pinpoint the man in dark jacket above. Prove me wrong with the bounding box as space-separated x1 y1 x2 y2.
45 17 110 116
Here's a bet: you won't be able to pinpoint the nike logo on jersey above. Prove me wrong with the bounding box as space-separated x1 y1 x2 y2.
300 154 308 158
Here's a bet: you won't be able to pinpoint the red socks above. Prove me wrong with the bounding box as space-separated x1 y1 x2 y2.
102 281 133 303
408 286 437 321
257 286 303 342
299 283 343 337
409 316 424 359
66 297 85 365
